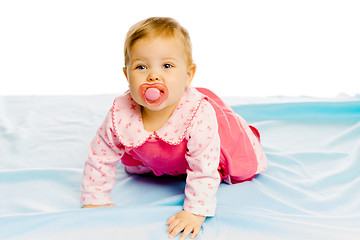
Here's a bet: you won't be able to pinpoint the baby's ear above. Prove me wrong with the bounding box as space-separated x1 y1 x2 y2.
123 67 129 81
186 64 197 86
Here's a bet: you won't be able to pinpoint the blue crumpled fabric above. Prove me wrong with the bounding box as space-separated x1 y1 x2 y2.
0 95 359 240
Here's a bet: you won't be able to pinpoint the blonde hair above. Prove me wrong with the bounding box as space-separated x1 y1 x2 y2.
124 17 193 67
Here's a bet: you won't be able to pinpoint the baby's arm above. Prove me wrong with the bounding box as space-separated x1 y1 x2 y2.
167 101 221 239
81 110 125 207
184 101 221 216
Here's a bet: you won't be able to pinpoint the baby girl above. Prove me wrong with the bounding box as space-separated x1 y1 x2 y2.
81 17 267 240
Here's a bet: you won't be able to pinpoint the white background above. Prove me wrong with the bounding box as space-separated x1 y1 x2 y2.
1 0 359 97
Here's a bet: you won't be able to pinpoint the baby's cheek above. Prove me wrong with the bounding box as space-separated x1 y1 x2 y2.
168 85 186 101
128 89 143 106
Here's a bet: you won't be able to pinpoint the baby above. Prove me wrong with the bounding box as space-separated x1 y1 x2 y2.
81 17 267 240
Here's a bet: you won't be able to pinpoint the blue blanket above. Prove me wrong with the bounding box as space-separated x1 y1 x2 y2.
0 95 359 240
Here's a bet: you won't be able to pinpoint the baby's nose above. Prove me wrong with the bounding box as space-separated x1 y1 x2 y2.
147 72 160 81
149 77 159 81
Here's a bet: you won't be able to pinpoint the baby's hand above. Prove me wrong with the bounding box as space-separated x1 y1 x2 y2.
82 203 116 208
166 210 206 240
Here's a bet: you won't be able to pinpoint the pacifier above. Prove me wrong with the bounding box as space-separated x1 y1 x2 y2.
138 83 169 107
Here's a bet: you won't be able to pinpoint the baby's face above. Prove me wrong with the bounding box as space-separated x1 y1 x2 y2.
124 36 196 112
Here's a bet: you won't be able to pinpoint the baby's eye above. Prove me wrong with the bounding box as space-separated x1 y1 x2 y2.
163 63 173 69
135 65 146 70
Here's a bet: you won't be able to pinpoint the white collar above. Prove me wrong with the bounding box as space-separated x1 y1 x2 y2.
112 87 204 148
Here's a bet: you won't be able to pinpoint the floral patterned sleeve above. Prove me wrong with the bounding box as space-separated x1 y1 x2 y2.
184 100 221 216
81 110 125 206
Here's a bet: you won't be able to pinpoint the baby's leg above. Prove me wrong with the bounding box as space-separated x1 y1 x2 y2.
121 153 152 174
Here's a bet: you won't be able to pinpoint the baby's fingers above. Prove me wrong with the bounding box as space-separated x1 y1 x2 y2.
168 221 186 239
167 218 179 235
190 226 201 239
166 215 176 226
180 225 196 240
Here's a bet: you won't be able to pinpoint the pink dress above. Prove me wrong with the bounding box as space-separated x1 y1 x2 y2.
81 87 267 216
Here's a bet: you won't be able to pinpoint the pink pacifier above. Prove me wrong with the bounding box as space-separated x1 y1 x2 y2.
138 83 169 107
145 88 161 101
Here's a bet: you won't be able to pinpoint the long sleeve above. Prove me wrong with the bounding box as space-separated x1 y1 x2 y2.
184 101 221 216
81 110 125 206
